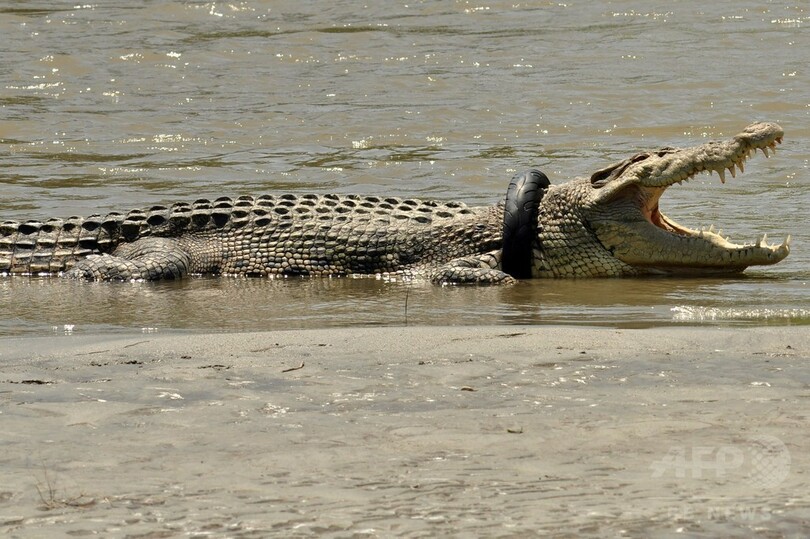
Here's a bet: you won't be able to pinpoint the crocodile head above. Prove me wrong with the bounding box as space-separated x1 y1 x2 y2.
536 122 791 277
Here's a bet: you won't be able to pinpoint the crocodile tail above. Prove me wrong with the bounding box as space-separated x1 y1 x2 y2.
0 212 130 274
0 197 251 275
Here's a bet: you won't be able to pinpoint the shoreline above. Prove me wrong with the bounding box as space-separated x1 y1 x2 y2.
2 326 809 536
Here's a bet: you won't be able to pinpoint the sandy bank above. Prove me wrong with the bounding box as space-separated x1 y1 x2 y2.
2 326 809 537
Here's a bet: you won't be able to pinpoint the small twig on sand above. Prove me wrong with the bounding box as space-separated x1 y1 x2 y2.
404 283 409 326
34 465 95 510
281 361 305 373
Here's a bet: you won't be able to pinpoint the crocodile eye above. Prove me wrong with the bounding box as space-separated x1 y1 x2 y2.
590 152 651 187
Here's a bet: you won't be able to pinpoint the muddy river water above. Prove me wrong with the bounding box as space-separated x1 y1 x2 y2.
1 1 809 335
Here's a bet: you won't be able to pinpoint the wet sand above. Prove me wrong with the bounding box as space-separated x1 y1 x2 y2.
2 326 809 537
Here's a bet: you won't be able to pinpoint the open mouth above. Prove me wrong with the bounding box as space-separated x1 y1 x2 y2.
637 136 791 258
594 124 793 274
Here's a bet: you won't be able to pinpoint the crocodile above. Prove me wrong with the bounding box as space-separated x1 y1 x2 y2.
0 122 791 283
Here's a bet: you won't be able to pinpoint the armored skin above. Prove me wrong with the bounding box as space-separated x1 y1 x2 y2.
0 122 791 283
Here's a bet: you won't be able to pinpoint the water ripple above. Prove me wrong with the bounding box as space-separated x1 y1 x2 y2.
672 306 810 323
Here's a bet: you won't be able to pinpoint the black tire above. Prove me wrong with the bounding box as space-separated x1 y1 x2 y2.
502 169 550 279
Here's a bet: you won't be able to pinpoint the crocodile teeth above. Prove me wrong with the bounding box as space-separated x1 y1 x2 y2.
761 147 770 158
717 168 726 183
757 233 767 248
784 235 792 247
728 165 736 178
737 159 744 173
708 224 716 233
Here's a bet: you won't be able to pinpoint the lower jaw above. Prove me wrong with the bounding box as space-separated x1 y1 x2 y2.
629 264 748 276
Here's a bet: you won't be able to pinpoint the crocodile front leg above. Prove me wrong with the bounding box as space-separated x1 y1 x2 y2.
430 250 516 285
65 237 192 281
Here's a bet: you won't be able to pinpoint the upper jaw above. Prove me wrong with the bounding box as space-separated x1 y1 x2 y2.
592 122 784 203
